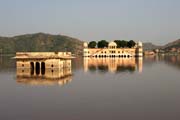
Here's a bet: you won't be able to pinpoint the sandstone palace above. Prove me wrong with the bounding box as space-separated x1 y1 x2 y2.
83 41 143 57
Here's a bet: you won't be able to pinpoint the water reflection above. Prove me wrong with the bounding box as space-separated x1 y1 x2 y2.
143 55 180 69
16 75 72 86
163 55 180 69
84 57 143 73
0 55 15 71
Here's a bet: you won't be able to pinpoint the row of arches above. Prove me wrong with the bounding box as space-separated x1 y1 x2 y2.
30 62 45 75
90 55 132 58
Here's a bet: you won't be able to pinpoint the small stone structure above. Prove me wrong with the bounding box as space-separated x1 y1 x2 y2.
14 52 74 79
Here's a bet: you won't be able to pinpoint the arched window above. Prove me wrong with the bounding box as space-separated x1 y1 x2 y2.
30 62 34 75
41 62 45 75
36 62 40 75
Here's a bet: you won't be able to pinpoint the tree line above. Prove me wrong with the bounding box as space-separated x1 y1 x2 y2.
88 40 136 48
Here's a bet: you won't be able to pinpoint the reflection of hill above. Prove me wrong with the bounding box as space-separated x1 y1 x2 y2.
0 55 15 71
143 55 158 66
16 76 72 86
84 58 143 73
143 55 180 70
163 55 180 69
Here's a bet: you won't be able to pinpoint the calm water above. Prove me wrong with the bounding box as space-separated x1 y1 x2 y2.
0 55 180 120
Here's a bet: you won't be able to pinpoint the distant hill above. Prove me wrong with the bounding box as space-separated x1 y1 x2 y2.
162 39 180 50
0 33 83 55
143 42 161 51
143 39 180 51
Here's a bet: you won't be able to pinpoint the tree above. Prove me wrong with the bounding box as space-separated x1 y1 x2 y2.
88 41 97 48
114 40 122 48
127 40 136 48
97 40 109 48
121 40 128 48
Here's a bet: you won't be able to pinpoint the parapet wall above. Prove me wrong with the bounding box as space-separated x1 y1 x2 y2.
15 52 72 59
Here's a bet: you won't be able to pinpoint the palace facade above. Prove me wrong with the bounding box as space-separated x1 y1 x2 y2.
83 41 143 57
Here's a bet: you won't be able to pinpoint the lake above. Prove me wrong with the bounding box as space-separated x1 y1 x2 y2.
0 55 180 120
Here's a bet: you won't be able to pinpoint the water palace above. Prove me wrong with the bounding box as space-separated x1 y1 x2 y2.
14 52 74 79
83 41 143 57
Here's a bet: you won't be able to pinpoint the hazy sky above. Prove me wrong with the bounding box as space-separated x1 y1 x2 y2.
0 0 179 44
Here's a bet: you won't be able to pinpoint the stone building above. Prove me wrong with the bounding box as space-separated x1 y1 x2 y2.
14 52 74 79
83 41 143 57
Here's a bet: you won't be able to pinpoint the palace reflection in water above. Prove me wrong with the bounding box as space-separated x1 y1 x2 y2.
16 68 72 86
84 57 143 73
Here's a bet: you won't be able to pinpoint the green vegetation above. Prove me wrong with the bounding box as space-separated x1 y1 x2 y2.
114 40 122 48
97 40 108 48
121 40 128 48
0 33 83 55
87 40 136 48
97 40 109 48
127 40 136 48
88 41 97 48
114 40 136 48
